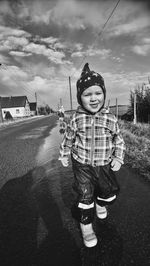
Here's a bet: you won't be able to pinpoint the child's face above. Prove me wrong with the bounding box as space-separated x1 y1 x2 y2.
81 85 104 113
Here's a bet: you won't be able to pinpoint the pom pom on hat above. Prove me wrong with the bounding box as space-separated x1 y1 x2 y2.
76 63 106 106
80 62 91 77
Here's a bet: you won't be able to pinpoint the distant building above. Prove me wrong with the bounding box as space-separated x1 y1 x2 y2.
29 102 37 116
1 96 31 119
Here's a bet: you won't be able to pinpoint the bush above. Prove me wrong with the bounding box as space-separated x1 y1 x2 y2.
120 120 150 180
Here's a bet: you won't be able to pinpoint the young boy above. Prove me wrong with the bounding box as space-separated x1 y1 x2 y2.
59 63 125 248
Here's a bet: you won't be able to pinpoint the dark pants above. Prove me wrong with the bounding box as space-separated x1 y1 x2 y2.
71 157 120 224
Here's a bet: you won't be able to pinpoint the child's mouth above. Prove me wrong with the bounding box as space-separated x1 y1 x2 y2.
90 103 99 108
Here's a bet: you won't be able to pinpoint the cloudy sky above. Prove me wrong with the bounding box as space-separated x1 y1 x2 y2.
0 0 150 110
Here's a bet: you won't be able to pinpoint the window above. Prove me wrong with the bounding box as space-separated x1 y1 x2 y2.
16 109 20 114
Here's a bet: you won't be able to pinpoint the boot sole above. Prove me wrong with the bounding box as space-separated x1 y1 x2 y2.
84 238 98 248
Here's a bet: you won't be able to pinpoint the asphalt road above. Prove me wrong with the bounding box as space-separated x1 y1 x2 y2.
0 115 150 266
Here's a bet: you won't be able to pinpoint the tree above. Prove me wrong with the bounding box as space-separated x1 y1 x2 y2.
38 106 46 115
38 104 54 115
129 78 150 123
45 104 51 114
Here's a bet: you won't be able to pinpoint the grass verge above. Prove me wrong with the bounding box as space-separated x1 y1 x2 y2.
119 120 150 181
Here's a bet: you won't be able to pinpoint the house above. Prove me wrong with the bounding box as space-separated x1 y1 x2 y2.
29 102 37 116
1 96 31 119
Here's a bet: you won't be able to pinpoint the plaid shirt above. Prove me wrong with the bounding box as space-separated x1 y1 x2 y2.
59 106 125 166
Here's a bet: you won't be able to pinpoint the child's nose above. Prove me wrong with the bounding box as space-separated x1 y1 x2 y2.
90 94 97 101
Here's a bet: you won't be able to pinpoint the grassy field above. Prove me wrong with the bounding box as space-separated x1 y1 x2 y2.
119 120 150 181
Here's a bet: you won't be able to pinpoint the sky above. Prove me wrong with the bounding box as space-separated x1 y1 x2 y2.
0 0 150 110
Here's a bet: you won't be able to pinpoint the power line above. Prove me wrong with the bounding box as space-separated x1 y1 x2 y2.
62 0 121 110
70 0 121 78
0 0 121 110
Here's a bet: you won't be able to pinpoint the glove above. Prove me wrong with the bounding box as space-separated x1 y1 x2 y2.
58 157 69 167
111 158 121 171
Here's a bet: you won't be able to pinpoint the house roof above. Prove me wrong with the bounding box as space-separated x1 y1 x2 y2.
0 96 28 108
29 102 37 111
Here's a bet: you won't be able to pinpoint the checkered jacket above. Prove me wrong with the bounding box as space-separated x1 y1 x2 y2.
59 106 125 166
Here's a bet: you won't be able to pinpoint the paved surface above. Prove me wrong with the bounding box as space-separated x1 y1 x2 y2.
0 116 150 265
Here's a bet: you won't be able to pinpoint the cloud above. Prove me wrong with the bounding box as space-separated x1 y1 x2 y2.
0 65 28 81
131 37 150 55
103 69 150 105
0 60 76 108
24 42 66 64
104 70 150 89
0 0 150 35
41 36 59 45
0 36 29 51
132 45 150 55
0 25 68 64
101 0 150 40
9 51 32 57
0 25 30 38
0 0 14 17
72 47 111 59
0 54 10 64
27 74 72 108
110 16 149 37
0 0 112 31
143 37 150 44
0 0 149 109
0 64 36 100
0 26 30 53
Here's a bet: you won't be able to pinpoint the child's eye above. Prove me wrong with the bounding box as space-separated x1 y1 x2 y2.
83 93 91 97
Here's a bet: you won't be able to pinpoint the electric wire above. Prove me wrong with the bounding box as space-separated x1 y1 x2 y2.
70 0 121 78
63 0 121 105
0 0 121 110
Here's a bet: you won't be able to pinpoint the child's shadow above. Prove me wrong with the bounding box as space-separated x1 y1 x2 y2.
0 167 81 266
81 219 123 266
32 167 81 266
0 170 38 266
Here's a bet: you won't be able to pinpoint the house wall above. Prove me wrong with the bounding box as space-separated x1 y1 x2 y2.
2 104 30 119
30 110 36 116
25 100 31 116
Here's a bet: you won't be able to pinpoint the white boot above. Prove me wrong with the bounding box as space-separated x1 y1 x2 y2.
80 223 97 248
96 204 107 219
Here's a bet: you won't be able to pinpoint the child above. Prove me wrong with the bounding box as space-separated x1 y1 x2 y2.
59 63 125 248
58 106 65 123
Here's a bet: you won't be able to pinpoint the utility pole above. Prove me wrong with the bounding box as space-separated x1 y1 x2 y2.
35 92 38 115
133 92 137 124
107 99 110 111
69 76 73 110
0 96 3 123
115 98 118 119
60 98 62 107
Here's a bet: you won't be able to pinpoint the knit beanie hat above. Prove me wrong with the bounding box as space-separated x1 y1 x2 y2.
76 63 106 106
